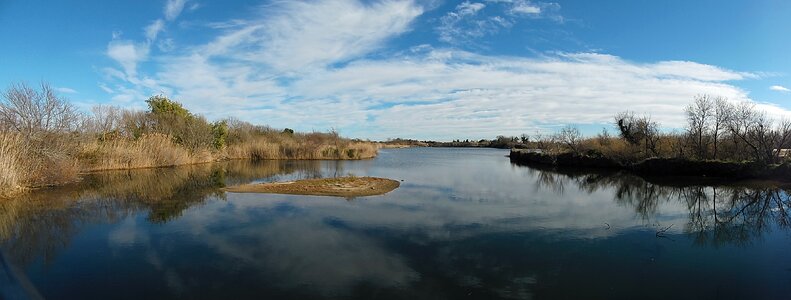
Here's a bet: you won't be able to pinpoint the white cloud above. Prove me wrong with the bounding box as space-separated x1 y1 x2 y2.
457 1 486 15
164 0 188 21
437 1 491 43
105 0 193 98
55 87 78 94
511 1 540 14
770 85 790 93
145 19 165 42
199 0 422 72
107 40 149 78
98 83 114 94
284 50 761 138
437 0 562 44
99 0 789 140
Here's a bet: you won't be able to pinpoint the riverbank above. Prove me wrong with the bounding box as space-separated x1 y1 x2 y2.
0 133 379 198
509 149 791 182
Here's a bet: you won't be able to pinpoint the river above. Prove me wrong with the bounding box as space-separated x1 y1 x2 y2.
1 148 790 299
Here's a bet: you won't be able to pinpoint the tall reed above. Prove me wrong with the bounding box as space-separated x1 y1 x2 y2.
0 133 24 197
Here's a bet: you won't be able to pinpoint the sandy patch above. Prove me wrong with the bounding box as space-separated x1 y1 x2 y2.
224 176 400 197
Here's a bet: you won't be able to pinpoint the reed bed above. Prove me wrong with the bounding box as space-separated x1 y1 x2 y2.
224 137 378 160
78 133 216 171
0 133 24 197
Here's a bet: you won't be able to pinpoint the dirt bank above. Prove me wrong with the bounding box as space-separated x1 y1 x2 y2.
224 176 400 197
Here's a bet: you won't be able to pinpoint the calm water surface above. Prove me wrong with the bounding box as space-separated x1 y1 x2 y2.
2 148 791 299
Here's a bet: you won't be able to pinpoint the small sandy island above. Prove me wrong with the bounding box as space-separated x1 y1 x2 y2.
224 176 400 197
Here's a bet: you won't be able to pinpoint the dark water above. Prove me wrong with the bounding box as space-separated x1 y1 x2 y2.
2 148 791 299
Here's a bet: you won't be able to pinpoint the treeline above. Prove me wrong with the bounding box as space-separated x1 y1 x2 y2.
522 95 791 165
382 135 529 149
0 82 377 197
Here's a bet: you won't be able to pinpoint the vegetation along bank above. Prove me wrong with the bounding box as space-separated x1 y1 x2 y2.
0 82 378 197
510 95 791 181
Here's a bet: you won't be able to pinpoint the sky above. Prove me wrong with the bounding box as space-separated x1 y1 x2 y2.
1 0 790 140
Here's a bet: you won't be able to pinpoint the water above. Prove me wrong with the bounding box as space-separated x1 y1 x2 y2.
1 148 791 299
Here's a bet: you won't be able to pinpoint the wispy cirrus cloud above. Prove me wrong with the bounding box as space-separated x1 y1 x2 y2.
106 39 149 78
164 0 189 21
510 1 541 14
144 19 165 42
106 0 192 81
437 0 562 45
55 87 78 94
200 0 422 72
98 0 784 140
437 2 494 43
770 85 790 93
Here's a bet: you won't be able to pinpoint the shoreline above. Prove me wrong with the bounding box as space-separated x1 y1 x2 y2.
1 154 379 199
509 149 791 183
78 155 378 174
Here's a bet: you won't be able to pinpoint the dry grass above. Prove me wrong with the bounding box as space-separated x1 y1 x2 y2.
1 130 379 197
78 133 216 171
0 132 79 197
0 133 25 197
224 136 378 160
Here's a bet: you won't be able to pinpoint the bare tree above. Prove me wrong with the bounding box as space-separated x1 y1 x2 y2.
685 95 715 159
90 105 121 134
725 102 791 163
557 125 582 153
772 119 791 159
726 101 757 161
711 97 733 160
0 82 79 136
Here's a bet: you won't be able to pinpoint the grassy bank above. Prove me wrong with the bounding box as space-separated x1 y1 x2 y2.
77 132 378 172
0 83 378 197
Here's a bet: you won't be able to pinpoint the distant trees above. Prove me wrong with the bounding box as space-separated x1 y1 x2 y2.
520 134 529 144
511 94 791 165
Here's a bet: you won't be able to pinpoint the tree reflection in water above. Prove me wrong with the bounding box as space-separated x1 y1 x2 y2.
520 162 791 246
0 160 328 265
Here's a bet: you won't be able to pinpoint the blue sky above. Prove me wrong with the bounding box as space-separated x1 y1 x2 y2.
1 0 790 140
